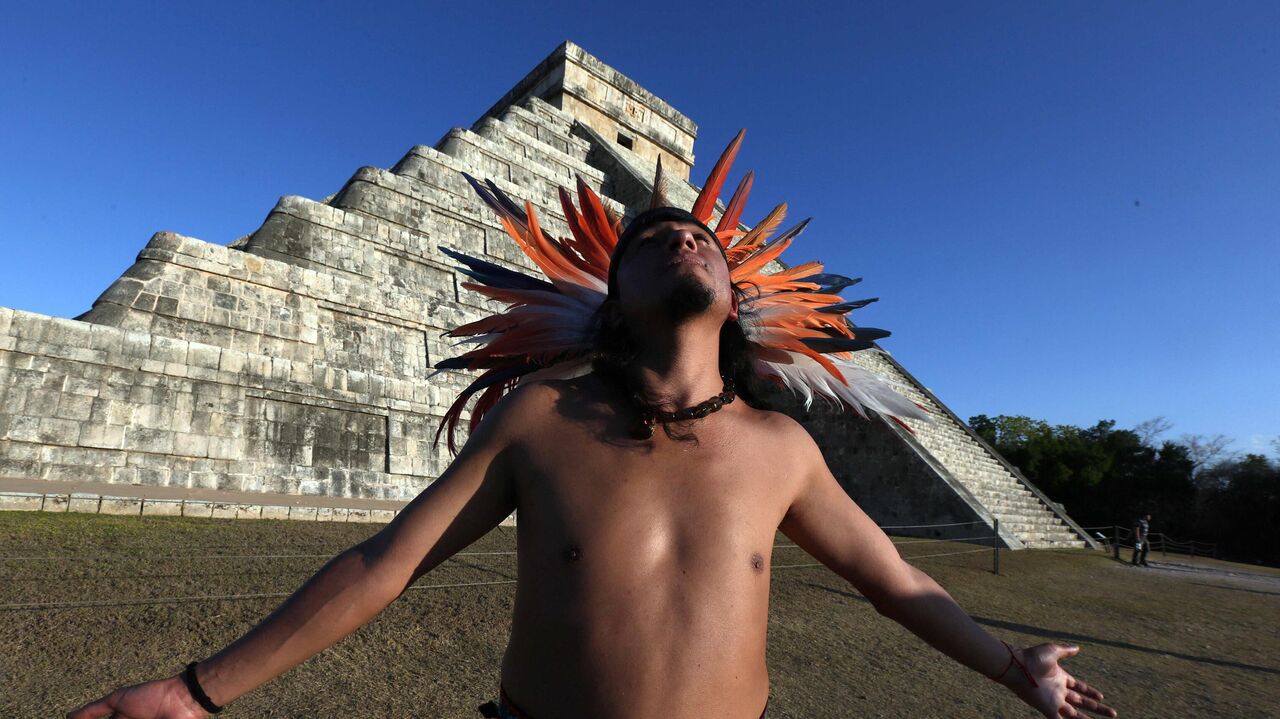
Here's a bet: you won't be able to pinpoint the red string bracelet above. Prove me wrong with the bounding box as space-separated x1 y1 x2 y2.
987 641 1039 688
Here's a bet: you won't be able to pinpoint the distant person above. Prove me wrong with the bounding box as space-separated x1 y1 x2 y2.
1131 513 1152 567
69 136 1115 719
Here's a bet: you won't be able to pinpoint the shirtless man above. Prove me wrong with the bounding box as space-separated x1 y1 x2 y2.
69 213 1116 719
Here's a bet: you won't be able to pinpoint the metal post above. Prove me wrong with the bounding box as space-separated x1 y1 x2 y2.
992 518 1000 575
1112 525 1120 560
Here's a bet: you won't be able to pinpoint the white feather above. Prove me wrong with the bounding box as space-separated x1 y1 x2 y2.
757 351 929 422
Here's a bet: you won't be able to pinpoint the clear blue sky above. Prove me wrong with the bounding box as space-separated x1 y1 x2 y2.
2 2 1276 454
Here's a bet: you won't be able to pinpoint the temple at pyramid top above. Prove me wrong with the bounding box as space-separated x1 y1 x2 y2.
480 41 699 181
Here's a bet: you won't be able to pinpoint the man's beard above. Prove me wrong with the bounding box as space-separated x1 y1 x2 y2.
662 274 717 322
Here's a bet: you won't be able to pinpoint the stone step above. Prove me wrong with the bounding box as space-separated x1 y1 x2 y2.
996 521 1068 535
472 115 601 189
523 96 577 136
971 493 1043 511
498 103 592 163
1014 526 1084 540
1013 537 1085 547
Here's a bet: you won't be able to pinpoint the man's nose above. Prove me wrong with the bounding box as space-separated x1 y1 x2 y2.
669 229 699 252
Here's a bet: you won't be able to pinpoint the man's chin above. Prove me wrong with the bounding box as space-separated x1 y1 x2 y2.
661 279 718 322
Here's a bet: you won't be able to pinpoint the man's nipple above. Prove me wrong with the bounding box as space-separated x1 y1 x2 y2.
750 551 765 573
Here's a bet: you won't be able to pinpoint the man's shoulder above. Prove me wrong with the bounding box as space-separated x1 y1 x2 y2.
485 375 604 427
734 404 822 453
489 378 572 419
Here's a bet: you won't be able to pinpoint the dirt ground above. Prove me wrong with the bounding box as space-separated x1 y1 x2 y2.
2 512 1277 718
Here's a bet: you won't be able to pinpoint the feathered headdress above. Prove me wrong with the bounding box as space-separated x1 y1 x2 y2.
434 130 927 451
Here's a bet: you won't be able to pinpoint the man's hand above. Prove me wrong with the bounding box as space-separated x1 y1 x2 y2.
1002 643 1116 718
66 675 207 719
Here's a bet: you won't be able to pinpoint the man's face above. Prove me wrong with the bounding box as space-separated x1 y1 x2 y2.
611 220 737 324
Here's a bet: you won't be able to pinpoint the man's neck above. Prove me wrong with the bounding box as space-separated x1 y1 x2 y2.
627 319 725 411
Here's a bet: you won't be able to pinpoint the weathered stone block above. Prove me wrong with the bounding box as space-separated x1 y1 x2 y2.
0 455 41 478
218 348 247 374
173 432 210 457
22 388 61 416
55 394 94 421
79 423 126 450
189 344 222 370
369 509 396 523
208 436 240 460
181 500 214 518
44 318 93 349
124 427 174 454
150 336 189 364
100 497 144 515
67 494 102 513
42 493 71 511
140 498 184 516
0 492 43 512
261 504 292 520
37 417 80 445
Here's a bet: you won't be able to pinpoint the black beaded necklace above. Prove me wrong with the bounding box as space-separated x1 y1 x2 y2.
630 381 737 439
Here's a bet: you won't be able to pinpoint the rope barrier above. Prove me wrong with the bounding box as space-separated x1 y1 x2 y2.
0 522 999 562
0 578 519 612
876 520 986 530
0 549 519 562
771 546 993 570
1 546 1001 611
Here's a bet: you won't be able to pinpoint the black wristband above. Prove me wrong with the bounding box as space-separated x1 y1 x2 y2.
182 661 224 714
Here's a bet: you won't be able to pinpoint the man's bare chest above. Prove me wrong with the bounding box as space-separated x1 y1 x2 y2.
507 432 792 577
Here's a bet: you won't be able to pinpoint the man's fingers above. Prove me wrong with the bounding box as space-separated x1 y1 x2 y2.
1066 690 1118 718
1067 690 1102 712
65 696 116 719
1068 677 1105 701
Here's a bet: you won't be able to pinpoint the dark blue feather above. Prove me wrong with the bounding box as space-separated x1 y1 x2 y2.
433 356 474 370
439 247 557 293
461 173 505 216
798 273 863 294
461 363 534 389
816 298 879 313
801 329 891 353
485 178 526 220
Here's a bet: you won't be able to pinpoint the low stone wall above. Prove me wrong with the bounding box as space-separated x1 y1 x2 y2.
0 490 399 523
0 305 447 502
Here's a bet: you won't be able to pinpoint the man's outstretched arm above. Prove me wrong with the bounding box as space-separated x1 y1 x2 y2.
778 426 1116 719
67 386 530 719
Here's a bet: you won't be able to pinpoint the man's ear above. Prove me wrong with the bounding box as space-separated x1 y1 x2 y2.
727 285 740 321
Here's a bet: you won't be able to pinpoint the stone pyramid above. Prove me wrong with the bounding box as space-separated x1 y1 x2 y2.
0 42 1092 549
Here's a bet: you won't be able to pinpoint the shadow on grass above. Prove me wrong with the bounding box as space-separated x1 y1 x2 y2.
1186 581 1280 597
801 581 1280 677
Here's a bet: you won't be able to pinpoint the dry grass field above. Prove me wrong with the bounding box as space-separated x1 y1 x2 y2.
2 511 1277 718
